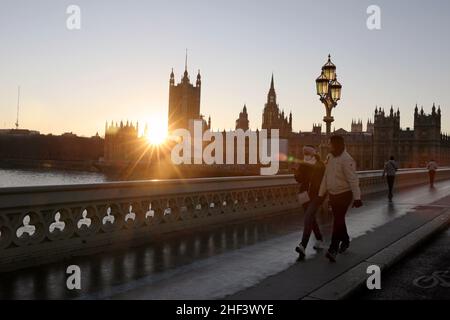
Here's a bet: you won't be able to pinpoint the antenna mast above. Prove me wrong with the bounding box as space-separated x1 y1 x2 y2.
15 86 20 130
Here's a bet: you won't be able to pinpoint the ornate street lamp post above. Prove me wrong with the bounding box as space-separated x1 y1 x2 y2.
316 54 342 136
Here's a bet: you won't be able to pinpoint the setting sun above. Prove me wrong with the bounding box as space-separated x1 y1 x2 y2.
145 118 168 145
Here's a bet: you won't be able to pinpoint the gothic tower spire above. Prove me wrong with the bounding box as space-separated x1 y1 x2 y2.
267 73 276 104
182 49 189 81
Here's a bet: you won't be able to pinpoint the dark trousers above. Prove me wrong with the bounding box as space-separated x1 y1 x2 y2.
429 170 436 187
329 191 353 253
387 175 395 200
301 199 323 248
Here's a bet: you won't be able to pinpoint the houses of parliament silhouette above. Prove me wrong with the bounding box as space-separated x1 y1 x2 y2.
103 59 450 173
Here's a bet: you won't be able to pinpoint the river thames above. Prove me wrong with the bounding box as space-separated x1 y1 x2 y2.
0 168 108 188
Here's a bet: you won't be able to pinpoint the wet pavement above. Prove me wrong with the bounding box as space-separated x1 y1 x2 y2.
1 180 450 299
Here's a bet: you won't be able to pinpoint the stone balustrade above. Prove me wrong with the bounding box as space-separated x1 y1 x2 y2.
1 168 449 271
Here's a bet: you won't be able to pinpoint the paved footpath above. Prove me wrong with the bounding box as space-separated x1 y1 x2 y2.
229 192 450 300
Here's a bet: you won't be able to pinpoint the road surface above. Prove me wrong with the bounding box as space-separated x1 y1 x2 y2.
355 227 450 300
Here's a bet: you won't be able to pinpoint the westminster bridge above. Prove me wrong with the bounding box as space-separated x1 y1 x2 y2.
1 168 450 299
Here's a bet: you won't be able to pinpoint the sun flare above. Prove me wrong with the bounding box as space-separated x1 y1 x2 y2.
145 119 168 146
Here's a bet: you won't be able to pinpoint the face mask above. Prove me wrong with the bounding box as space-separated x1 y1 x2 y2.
304 155 316 164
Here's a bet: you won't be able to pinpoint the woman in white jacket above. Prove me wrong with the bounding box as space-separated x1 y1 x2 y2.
318 135 363 262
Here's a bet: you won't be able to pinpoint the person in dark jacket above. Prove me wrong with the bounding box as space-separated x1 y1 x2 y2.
382 156 399 201
294 145 326 259
426 160 438 188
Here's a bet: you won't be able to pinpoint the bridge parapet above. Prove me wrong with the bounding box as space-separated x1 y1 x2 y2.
0 168 449 271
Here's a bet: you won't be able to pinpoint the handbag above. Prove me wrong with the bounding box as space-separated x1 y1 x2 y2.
297 191 310 205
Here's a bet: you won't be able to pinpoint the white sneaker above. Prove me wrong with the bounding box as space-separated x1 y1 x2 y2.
295 244 306 258
313 240 325 250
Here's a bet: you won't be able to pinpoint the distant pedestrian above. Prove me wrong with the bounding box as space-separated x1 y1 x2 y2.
382 156 399 202
426 159 438 188
294 145 326 259
318 135 362 262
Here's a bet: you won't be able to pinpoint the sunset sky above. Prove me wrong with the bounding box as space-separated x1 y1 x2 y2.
1 0 449 137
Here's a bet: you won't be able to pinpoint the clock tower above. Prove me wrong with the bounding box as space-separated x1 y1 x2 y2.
262 74 292 138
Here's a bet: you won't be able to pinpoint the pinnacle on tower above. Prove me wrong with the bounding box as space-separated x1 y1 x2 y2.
170 68 175 86
196 70 201 87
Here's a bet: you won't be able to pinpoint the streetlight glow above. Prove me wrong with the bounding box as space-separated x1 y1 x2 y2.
322 54 337 81
330 78 342 101
316 71 329 96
